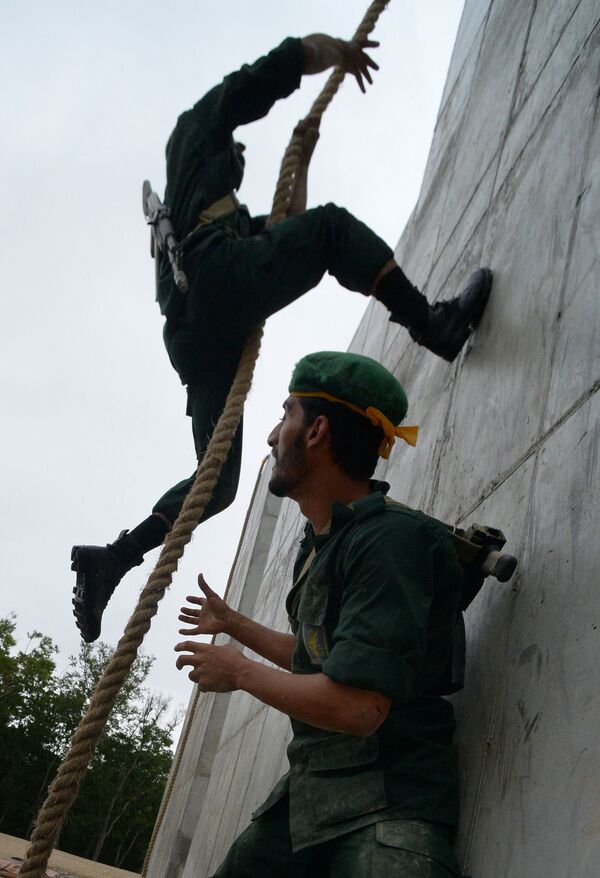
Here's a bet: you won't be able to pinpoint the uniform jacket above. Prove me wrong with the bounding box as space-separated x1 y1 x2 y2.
157 37 304 328
254 483 464 852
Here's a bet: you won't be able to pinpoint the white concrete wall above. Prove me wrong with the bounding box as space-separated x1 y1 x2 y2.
148 2 600 875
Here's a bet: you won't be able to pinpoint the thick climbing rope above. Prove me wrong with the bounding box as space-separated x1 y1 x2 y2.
19 4 389 877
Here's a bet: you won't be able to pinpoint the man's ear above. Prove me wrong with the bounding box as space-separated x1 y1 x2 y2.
305 415 330 449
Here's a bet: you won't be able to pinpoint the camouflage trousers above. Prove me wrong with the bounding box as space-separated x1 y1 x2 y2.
211 795 459 877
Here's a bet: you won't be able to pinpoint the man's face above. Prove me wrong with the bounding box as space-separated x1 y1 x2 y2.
267 397 309 498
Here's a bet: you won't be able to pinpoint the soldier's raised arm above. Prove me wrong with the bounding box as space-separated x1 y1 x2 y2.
186 34 379 139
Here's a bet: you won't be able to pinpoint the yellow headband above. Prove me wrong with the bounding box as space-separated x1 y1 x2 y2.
291 391 419 459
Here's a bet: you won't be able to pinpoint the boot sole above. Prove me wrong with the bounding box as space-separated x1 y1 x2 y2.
468 267 493 329
71 546 101 643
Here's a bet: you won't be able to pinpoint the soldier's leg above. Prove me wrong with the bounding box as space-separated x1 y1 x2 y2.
221 203 411 328
210 796 323 878
72 346 243 643
328 820 459 878
222 203 490 363
152 384 243 525
71 511 171 643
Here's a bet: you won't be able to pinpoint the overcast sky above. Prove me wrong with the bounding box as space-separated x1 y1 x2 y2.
1 0 464 731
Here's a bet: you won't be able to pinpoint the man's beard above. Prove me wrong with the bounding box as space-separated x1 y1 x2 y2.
268 433 307 498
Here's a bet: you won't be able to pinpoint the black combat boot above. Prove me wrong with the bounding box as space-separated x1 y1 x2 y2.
71 513 169 642
71 530 144 643
408 268 492 362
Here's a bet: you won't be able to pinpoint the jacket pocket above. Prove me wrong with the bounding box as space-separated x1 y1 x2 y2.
376 820 459 875
296 588 327 625
296 588 330 667
306 734 387 828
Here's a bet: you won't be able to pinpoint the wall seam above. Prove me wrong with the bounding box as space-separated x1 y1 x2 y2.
422 2 493 297
436 2 484 116
458 377 600 525
425 7 600 305
516 0 588 113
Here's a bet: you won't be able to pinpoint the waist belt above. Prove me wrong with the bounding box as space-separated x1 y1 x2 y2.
197 192 240 226
178 192 241 255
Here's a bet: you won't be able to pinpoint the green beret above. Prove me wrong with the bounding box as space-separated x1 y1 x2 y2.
289 351 408 424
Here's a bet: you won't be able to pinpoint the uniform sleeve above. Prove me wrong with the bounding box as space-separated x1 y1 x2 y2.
321 514 444 703
190 37 304 137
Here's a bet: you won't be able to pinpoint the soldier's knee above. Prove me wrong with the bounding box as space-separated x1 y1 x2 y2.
307 202 353 236
320 201 350 221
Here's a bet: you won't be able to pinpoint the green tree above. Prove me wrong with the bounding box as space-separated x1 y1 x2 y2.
0 615 181 871
0 616 64 836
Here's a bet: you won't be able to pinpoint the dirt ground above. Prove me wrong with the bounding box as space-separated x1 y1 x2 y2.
0 834 139 878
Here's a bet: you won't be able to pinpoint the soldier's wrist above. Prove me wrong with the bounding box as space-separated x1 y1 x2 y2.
223 607 244 639
234 652 256 692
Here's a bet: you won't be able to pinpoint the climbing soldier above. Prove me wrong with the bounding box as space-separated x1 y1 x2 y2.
175 351 463 877
72 34 491 642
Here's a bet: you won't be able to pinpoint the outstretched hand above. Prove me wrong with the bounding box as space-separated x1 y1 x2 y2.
178 574 231 637
174 640 247 692
338 38 380 93
301 34 380 93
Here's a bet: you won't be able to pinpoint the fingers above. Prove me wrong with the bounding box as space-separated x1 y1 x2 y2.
353 56 376 93
175 639 205 654
177 607 202 627
342 39 379 93
354 39 379 60
174 642 216 689
198 573 218 598
180 604 203 617
361 51 379 71
174 641 209 669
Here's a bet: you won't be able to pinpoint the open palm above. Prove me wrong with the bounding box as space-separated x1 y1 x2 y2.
178 574 230 636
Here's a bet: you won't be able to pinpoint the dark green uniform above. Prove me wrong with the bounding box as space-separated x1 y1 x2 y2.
212 483 463 877
152 38 393 524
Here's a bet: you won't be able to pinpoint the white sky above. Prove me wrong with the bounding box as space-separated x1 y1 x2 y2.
1 0 463 729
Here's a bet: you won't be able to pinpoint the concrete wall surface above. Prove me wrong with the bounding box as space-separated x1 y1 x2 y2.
148 1 600 876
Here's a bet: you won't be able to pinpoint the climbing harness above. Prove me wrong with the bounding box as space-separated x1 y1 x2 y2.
19 4 391 877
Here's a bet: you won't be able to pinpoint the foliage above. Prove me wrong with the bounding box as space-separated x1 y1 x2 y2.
0 615 181 871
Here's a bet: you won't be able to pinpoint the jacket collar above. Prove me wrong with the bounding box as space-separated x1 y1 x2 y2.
302 480 391 551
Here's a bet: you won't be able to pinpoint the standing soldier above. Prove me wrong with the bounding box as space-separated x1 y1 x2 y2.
176 350 463 877
72 35 491 643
